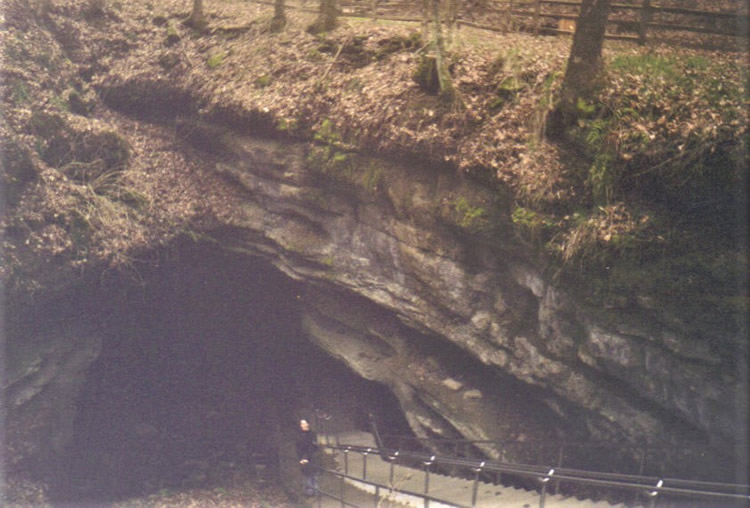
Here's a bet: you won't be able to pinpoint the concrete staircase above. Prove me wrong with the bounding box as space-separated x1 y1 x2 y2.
322 432 632 508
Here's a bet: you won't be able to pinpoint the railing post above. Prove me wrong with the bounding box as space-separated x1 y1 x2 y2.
340 470 346 508
553 443 565 494
471 461 485 507
344 447 350 476
497 446 506 485
538 468 554 508
423 455 435 508
639 0 652 45
452 441 461 476
363 448 372 480
634 444 648 505
388 451 399 491
374 484 380 508
647 479 663 508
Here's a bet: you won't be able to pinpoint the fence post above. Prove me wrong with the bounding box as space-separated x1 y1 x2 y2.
471 461 485 507
363 448 371 480
340 471 346 508
497 446 506 485
388 451 399 491
424 455 435 508
538 469 554 508
504 0 514 33
639 0 652 45
451 441 461 476
647 479 663 508
631 443 648 506
533 0 542 35
344 447 350 476
553 443 565 494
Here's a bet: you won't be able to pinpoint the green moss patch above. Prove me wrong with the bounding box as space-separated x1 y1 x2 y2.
206 51 226 69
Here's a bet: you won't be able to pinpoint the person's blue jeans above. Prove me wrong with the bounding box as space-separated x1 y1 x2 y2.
303 472 318 496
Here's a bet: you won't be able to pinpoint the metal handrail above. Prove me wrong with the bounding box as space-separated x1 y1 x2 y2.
376 432 727 481
311 462 474 508
323 442 750 506
375 434 750 492
379 433 679 453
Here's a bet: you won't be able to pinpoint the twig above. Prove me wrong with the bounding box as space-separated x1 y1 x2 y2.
414 41 432 55
321 36 351 82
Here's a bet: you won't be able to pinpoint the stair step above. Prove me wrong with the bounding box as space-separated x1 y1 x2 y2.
327 433 632 508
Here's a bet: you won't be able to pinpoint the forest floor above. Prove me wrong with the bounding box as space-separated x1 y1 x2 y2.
3 0 746 297
2 0 745 323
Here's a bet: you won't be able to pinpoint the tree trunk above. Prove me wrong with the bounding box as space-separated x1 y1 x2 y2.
446 0 459 47
548 0 610 135
431 0 455 99
270 0 286 32
421 0 430 40
638 0 652 45
308 0 338 34
186 0 207 29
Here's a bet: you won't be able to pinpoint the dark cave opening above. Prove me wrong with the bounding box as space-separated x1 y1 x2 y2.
51 239 412 503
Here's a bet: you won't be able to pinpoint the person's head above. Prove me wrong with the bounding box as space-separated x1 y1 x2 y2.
299 419 310 432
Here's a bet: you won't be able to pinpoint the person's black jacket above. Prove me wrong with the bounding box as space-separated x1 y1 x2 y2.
296 429 318 473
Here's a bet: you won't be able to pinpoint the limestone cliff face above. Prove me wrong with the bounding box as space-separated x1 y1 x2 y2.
4 122 744 484
2 1 746 498
193 127 743 462
5 288 104 475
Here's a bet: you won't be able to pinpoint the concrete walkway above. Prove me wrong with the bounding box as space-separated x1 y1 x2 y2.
312 432 632 508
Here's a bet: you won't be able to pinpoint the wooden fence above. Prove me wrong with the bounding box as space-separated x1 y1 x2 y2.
333 0 749 45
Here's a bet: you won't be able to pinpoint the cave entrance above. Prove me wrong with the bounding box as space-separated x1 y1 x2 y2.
54 238 410 504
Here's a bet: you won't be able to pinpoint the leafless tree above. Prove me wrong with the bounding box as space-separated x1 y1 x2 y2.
548 0 611 134
308 0 338 34
185 0 207 29
271 0 286 32
430 0 455 99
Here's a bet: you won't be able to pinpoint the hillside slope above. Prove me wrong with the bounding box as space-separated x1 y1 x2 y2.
2 0 746 332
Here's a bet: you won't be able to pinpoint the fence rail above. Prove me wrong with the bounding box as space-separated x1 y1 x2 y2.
375 433 715 479
319 441 750 508
331 0 748 45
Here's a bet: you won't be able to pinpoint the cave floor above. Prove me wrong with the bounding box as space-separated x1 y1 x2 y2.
107 468 294 508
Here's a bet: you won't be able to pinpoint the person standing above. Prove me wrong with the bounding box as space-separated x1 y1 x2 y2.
295 418 318 496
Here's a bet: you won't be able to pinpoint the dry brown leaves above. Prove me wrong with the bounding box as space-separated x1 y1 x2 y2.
2 0 746 293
